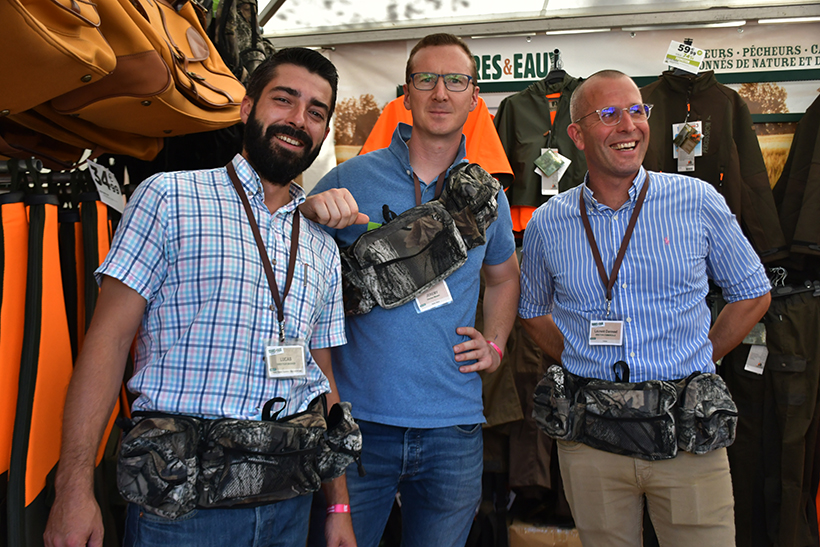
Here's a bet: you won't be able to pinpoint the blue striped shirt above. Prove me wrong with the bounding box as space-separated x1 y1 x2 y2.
519 167 770 382
97 154 346 419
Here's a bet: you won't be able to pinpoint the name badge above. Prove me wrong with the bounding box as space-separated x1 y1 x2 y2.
589 320 624 346
414 280 453 313
264 338 307 378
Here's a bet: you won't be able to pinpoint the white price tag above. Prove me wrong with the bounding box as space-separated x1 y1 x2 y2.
664 41 705 75
744 345 768 375
535 148 571 196
86 161 126 213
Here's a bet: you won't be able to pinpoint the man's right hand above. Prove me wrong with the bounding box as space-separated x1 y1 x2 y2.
44 488 104 547
300 188 369 229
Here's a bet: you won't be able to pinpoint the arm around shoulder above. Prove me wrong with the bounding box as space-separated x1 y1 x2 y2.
44 276 146 547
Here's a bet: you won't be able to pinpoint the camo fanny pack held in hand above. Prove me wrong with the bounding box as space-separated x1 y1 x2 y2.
340 163 501 316
117 396 363 519
533 363 737 461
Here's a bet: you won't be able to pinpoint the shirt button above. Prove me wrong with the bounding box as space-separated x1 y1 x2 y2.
622 283 627 288
406 169 411 175
630 352 636 357
271 259 277 265
626 317 632 322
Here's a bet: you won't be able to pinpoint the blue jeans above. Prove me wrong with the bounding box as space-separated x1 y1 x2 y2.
123 494 312 547
347 420 483 547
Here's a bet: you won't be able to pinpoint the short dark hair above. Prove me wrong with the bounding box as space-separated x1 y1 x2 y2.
245 48 339 120
405 33 478 84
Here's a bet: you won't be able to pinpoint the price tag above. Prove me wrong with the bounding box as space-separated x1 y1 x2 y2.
664 41 705 75
86 161 126 213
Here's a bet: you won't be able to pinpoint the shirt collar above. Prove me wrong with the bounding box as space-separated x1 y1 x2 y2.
390 122 469 181
230 153 306 212
582 166 647 212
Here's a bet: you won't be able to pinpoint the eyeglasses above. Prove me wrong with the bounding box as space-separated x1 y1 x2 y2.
408 72 474 92
574 103 653 126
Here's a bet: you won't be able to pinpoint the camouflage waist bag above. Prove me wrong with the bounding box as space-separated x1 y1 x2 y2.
340 163 501 315
116 396 363 519
533 363 738 461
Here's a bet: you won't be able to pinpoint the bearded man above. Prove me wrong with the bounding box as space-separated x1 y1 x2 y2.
44 48 365 547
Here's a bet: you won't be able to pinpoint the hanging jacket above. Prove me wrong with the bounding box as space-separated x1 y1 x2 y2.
359 95 513 182
641 70 788 262
493 74 587 230
772 93 820 273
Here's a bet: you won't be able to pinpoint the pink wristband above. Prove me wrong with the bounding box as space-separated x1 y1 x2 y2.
326 504 350 515
487 341 503 361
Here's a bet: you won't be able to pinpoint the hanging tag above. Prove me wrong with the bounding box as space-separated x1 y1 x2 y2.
535 148 571 196
264 337 307 378
677 149 695 172
744 345 768 375
664 40 705 74
86 161 126 213
742 323 767 346
534 149 565 178
414 280 453 313
672 121 703 159
588 320 624 346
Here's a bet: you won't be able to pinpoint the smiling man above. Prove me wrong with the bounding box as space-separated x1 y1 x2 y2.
310 34 519 547
518 70 772 546
44 48 363 547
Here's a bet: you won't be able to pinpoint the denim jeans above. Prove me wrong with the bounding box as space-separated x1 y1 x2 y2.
123 494 312 547
346 420 483 547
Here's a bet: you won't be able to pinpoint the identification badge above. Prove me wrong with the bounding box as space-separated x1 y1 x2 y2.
535 148 572 196
744 345 768 375
264 338 307 378
414 280 453 313
589 320 624 346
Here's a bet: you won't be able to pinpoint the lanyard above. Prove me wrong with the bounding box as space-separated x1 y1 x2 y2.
227 162 299 342
579 174 649 316
413 170 447 206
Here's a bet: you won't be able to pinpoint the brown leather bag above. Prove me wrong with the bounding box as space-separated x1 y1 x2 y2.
0 0 117 116
49 0 245 138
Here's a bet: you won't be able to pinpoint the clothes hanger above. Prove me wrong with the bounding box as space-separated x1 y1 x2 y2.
545 49 566 85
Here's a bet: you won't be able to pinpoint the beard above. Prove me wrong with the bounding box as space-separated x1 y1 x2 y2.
242 106 323 186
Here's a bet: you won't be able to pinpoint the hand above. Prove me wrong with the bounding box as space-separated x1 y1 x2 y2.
44 488 104 547
453 326 500 374
325 512 357 547
300 189 369 229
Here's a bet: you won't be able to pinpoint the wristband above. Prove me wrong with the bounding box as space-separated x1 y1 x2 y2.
487 341 503 361
326 504 350 515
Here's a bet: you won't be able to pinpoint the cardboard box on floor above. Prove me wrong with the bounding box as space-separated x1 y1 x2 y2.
508 520 582 547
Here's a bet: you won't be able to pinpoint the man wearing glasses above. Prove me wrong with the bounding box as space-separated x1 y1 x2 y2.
518 69 771 546
311 33 519 547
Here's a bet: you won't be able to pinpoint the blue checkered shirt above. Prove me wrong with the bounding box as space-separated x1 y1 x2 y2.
97 154 346 419
519 167 771 382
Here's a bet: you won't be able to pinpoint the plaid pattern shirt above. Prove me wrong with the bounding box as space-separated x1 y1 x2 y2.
97 154 346 419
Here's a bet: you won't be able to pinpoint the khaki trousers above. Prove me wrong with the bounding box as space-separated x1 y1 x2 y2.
557 441 735 547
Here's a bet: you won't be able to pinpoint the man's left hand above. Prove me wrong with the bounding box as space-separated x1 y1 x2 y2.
325 512 357 547
300 189 369 229
453 326 500 373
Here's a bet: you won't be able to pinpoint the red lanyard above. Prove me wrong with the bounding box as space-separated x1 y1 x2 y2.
227 162 299 342
579 174 649 316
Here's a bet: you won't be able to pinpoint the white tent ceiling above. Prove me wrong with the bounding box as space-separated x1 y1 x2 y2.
260 0 820 47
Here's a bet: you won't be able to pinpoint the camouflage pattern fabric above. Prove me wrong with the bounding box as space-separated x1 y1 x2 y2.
533 365 737 461
211 0 276 84
675 372 738 454
581 378 679 461
117 414 202 519
116 398 363 519
341 201 468 315
438 163 501 249
339 163 500 315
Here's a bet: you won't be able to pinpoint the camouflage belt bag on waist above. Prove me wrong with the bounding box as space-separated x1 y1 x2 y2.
340 163 501 315
116 396 363 519
533 364 738 461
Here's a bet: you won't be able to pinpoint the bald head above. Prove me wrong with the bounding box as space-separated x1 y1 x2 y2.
570 70 635 123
